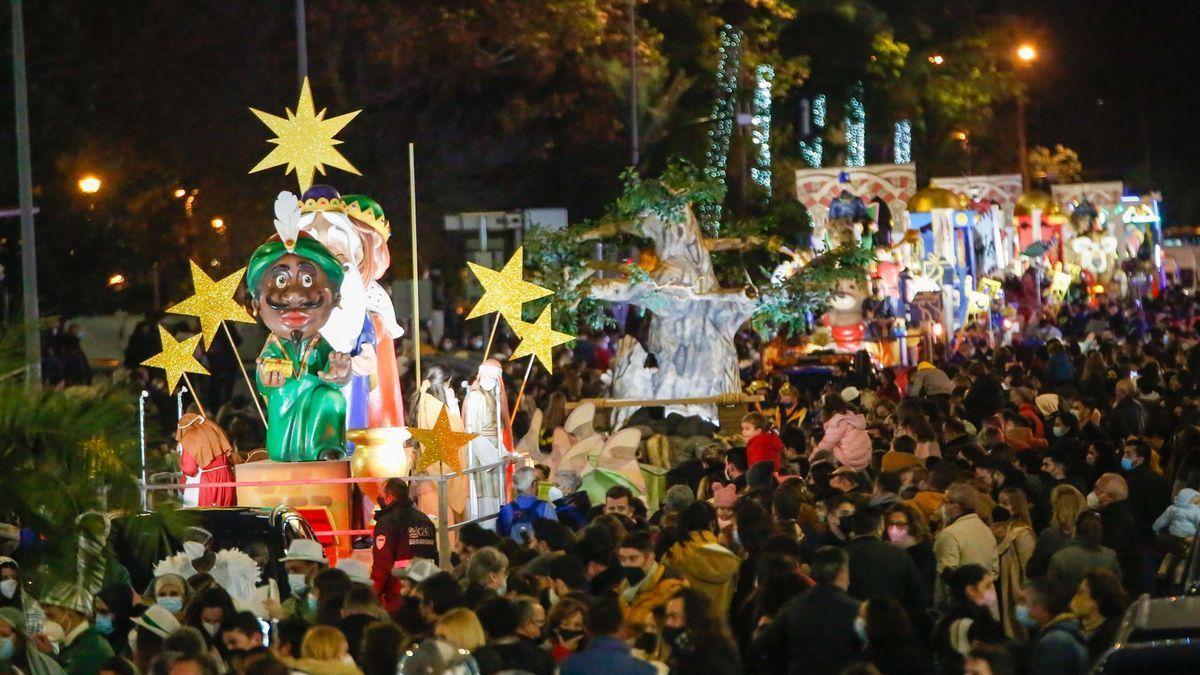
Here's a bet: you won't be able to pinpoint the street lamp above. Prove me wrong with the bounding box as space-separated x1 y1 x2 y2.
78 175 102 194
173 188 187 199
928 54 945 66
210 217 225 232
1014 43 1038 190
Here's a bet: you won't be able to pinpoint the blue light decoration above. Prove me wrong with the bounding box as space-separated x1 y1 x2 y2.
700 25 743 233
893 119 911 164
751 64 775 195
800 94 825 168
845 82 866 167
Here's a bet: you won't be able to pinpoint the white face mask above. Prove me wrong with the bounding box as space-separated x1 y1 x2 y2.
1087 492 1101 509
183 541 207 560
0 579 17 599
202 621 221 637
288 573 308 595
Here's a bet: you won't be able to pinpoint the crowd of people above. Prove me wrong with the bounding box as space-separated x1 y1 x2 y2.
6 291 1200 674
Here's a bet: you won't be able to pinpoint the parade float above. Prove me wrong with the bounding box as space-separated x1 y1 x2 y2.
136 78 571 565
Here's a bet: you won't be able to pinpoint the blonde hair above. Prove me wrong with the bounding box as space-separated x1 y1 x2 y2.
435 608 486 651
1000 487 1033 529
301 625 348 661
1049 484 1088 536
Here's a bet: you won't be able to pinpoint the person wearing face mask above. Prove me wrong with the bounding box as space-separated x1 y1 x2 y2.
1119 440 1170 549
843 507 928 631
462 360 514 522
545 597 588 664
41 582 114 675
371 478 438 613
145 573 189 619
1016 577 1089 675
473 596 555 675
0 558 45 635
279 539 329 622
933 484 999 588
496 467 558 545
463 547 509 609
851 597 930 675
884 504 936 604
0 607 66 675
931 564 1003 672
618 531 686 638
182 586 236 661
1069 569 1128 663
1087 473 1141 593
660 589 739 675
92 586 133 658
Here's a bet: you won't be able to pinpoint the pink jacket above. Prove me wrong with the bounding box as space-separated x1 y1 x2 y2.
814 412 872 470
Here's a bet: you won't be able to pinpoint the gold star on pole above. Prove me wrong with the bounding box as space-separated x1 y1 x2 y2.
248 77 362 192
141 325 209 395
407 405 477 475
466 246 553 323
509 306 574 373
166 261 256 349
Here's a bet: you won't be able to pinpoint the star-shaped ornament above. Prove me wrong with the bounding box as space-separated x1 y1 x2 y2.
407 405 477 475
166 261 256 349
249 77 361 192
465 246 553 324
141 325 209 394
510 306 574 373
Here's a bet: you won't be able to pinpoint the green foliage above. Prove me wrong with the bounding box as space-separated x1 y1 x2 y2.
611 160 726 224
752 242 875 337
0 327 190 583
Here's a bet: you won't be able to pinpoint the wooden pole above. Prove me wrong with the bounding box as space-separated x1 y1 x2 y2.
181 373 209 418
565 393 764 410
481 316 500 362
408 143 421 386
222 322 267 429
508 355 535 427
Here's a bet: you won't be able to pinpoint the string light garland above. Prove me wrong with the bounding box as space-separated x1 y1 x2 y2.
893 119 912 164
845 82 866 167
800 94 825 168
700 25 742 233
751 64 775 195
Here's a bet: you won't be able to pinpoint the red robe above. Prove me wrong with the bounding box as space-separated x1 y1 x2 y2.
180 449 236 507
366 314 405 428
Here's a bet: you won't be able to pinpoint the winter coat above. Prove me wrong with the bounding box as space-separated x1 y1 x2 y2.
1047 542 1120 595
1125 463 1171 545
621 563 688 633
663 531 741 618
963 375 1005 426
814 412 872 471
908 366 954 397
1028 615 1089 675
845 536 928 613
747 430 785 471
996 523 1036 642
934 513 999 576
754 584 863 675
1152 487 1200 538
1106 397 1147 442
1099 502 1141 593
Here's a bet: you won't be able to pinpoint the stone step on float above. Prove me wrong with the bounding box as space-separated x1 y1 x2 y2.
234 458 352 560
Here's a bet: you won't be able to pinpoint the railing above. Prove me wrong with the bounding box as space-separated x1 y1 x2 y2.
139 455 520 571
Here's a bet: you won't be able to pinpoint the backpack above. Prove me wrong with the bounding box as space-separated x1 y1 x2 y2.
508 499 543 543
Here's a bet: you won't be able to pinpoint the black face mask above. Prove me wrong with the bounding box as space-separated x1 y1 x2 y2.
555 628 584 643
662 626 688 649
622 566 647 585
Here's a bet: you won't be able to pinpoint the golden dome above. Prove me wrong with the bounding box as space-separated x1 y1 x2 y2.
1014 190 1063 217
907 187 960 212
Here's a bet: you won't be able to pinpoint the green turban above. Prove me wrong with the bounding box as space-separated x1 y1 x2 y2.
247 236 346 297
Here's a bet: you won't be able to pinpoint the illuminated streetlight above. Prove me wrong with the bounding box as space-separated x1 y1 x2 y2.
78 175 102 194
1016 43 1037 63
107 273 126 289
210 217 225 230
952 130 969 142
173 188 187 198
928 54 945 66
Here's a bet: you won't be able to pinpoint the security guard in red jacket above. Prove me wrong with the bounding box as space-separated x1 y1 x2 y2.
371 478 439 611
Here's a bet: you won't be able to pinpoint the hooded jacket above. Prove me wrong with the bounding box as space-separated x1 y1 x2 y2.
814 413 872 471
663 531 740 617
1152 487 1200 538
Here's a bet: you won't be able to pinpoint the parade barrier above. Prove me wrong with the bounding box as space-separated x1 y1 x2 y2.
140 455 518 571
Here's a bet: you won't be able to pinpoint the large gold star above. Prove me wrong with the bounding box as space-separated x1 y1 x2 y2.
407 405 477 475
166 261 256 349
465 246 553 324
509 306 574 373
248 77 361 192
141 325 209 395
